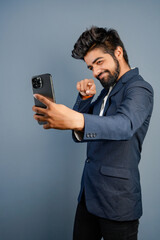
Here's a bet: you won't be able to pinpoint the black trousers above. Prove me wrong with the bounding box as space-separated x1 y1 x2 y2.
73 192 139 240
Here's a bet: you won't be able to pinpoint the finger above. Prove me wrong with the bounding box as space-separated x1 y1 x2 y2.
80 81 85 93
86 81 96 94
87 79 94 84
32 106 45 113
43 123 51 129
77 82 84 94
77 82 81 91
32 105 36 111
34 114 47 122
89 84 96 92
88 82 94 88
86 89 96 95
90 84 95 90
34 94 52 107
84 79 94 91
32 106 46 114
86 85 96 95
81 79 91 93
83 79 88 91
77 82 85 94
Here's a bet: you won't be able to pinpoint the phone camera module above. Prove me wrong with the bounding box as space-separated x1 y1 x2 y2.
32 77 43 89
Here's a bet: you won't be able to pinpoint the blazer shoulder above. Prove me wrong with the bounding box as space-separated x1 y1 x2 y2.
125 74 154 95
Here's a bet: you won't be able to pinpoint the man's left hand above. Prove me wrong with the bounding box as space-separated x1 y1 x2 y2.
32 94 84 130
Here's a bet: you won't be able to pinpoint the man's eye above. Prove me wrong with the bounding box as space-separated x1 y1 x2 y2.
97 61 103 65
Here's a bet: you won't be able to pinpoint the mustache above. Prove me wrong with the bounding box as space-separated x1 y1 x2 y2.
97 70 110 80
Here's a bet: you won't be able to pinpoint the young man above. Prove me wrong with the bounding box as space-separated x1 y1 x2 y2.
33 27 154 240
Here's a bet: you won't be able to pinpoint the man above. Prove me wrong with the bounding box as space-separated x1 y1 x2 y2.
32 27 154 240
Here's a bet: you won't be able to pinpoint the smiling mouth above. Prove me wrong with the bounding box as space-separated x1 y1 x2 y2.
98 71 109 80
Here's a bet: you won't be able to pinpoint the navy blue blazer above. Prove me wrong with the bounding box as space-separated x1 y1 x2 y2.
73 68 154 221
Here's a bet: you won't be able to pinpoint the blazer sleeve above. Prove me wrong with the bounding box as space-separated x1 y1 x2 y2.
73 94 94 113
80 81 154 141
72 94 94 142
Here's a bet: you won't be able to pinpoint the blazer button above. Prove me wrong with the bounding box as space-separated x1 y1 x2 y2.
86 133 90 138
86 158 90 163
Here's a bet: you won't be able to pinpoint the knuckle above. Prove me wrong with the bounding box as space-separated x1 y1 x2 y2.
84 78 89 83
47 111 51 118
47 101 51 107
46 104 51 111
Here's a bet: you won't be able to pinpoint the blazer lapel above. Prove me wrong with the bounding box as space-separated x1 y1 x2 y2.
103 80 124 115
102 68 139 115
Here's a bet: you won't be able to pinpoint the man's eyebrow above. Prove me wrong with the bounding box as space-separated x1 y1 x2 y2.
92 57 103 64
87 57 103 69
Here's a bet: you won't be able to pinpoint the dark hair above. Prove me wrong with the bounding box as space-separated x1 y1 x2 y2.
72 26 130 66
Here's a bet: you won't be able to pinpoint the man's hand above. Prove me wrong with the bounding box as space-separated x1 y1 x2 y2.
77 79 96 99
32 94 84 130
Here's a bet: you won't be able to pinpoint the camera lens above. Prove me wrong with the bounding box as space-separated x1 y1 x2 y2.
32 78 37 84
32 77 43 89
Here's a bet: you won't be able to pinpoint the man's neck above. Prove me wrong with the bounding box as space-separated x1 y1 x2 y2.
118 64 131 80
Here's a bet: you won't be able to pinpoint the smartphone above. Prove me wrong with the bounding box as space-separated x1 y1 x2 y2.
31 73 56 124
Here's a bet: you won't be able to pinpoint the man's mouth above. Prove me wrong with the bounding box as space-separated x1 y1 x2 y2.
98 71 109 80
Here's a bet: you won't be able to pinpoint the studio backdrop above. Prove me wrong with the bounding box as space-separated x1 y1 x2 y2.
0 0 159 239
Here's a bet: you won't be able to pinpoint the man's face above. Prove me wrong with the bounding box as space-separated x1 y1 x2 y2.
84 48 120 89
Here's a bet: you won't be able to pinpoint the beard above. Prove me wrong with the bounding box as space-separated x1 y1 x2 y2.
97 57 120 89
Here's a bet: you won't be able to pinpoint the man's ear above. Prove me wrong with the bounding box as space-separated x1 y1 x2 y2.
114 46 123 60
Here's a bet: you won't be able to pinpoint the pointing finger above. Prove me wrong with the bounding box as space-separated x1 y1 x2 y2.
89 84 95 90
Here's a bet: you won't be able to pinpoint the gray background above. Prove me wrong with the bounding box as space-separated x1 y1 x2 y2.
0 0 159 239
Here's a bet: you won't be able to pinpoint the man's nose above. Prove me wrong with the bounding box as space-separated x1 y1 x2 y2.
93 67 101 78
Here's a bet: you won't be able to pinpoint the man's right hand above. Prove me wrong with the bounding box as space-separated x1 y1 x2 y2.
76 79 96 99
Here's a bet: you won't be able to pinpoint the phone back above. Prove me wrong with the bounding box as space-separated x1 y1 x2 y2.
32 73 55 109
